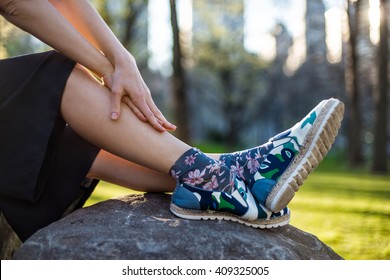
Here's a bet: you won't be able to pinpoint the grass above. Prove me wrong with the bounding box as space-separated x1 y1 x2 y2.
288 161 390 260
85 151 390 260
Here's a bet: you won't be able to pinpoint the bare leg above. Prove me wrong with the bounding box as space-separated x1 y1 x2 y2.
88 150 176 193
61 65 190 175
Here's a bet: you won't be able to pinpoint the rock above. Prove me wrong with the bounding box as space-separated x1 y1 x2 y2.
13 193 343 260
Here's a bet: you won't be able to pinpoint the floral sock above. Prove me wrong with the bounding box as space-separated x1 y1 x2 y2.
219 142 274 183
170 148 236 193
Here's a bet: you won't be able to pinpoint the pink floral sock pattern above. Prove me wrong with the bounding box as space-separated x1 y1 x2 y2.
219 142 274 183
170 148 236 194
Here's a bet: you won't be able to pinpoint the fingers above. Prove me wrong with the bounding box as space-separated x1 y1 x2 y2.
114 88 176 132
102 59 176 132
138 75 177 131
121 95 146 122
132 94 167 132
102 74 121 120
122 95 168 133
145 95 177 131
110 87 122 120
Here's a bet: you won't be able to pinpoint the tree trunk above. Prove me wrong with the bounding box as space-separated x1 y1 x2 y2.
169 0 190 143
220 70 237 148
121 0 147 49
346 0 364 167
372 0 388 173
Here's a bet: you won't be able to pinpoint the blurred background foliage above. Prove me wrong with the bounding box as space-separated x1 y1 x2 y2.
1 0 389 259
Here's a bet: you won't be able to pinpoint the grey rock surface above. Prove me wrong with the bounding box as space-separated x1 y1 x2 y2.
14 193 343 260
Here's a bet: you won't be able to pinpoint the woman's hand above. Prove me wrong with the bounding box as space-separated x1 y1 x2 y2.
102 53 176 133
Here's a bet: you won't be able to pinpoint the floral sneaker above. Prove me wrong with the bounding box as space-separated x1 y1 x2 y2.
170 176 290 228
250 98 344 212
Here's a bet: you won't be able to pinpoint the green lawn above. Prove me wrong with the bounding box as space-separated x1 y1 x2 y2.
288 167 390 260
85 155 390 260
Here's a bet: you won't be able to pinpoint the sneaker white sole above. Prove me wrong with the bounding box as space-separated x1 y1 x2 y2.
170 202 290 229
265 98 345 212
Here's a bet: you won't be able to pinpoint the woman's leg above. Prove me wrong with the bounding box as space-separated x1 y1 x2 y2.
88 150 176 193
61 64 191 175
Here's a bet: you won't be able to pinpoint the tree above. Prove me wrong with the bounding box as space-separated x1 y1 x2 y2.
345 0 364 167
191 0 268 147
121 0 148 48
169 0 190 143
93 0 149 65
372 0 388 173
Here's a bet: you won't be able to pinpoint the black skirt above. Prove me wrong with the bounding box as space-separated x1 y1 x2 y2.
0 51 100 242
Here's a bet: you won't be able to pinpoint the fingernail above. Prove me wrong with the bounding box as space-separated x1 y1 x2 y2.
111 112 118 119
